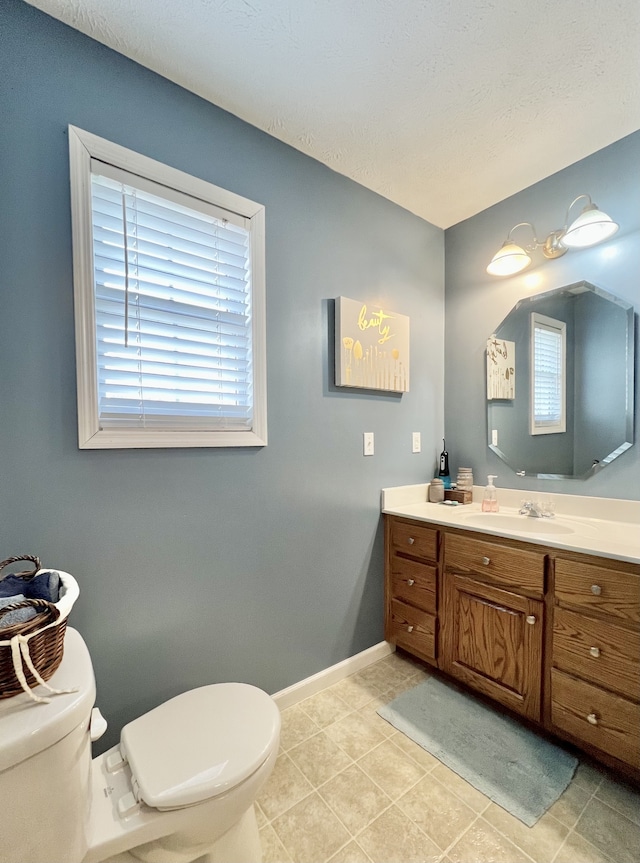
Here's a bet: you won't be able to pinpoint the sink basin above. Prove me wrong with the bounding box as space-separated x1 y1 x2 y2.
460 513 577 535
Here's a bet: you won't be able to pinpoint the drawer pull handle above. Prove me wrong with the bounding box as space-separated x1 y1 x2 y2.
589 646 601 658
590 584 602 596
407 536 415 545
407 625 414 633
407 579 415 586
526 615 536 625
587 713 598 726
482 556 491 566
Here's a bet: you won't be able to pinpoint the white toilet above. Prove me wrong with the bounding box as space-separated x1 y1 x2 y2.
0 628 281 863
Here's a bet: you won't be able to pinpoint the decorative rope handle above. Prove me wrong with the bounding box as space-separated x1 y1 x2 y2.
9 634 79 703
0 555 41 581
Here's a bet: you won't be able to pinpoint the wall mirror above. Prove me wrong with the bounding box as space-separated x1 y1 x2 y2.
487 281 635 479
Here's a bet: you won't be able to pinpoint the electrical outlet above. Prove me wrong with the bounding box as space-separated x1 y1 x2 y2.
412 432 421 453
363 432 374 456
491 429 498 446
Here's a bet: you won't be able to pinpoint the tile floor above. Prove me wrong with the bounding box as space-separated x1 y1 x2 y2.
256 651 640 863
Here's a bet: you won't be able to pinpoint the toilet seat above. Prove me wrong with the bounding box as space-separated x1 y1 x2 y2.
119 682 280 811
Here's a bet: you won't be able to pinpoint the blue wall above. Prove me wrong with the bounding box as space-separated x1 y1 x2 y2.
445 132 640 499
0 1 444 749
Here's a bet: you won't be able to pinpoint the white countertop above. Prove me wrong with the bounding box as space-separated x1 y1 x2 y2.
381 484 640 565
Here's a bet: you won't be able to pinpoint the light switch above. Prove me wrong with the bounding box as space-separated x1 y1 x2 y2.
363 432 374 456
491 429 498 446
412 432 421 453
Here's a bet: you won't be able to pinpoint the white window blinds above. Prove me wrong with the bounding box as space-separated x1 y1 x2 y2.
91 161 253 430
530 313 566 435
69 126 266 449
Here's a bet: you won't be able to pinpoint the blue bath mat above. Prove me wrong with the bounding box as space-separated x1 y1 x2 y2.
378 677 577 826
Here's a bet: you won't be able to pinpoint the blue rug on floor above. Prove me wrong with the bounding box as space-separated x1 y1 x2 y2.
378 677 577 826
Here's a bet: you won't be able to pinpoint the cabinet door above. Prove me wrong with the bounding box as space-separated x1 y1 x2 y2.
442 574 543 721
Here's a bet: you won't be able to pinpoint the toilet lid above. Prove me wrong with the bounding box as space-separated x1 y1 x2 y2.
120 682 280 810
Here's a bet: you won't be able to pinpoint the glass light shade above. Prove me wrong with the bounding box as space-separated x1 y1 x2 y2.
486 241 531 276
561 205 619 249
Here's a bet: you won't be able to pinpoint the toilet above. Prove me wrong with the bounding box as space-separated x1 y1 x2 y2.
0 628 281 863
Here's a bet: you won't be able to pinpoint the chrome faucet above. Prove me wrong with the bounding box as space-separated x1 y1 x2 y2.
519 500 554 518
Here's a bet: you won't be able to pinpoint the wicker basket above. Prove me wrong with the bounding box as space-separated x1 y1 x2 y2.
0 555 79 700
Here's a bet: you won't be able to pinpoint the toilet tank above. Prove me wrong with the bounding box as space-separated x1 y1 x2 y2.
0 628 97 863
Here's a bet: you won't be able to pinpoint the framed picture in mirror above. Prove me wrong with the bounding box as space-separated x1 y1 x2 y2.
487 336 515 399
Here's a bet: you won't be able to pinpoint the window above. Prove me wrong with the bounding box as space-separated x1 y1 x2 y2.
530 312 566 435
68 126 267 448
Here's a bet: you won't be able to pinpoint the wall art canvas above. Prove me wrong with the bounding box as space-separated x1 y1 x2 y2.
335 296 410 392
487 335 515 399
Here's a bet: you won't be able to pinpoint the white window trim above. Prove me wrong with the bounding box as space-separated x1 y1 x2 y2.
529 311 566 436
68 126 267 449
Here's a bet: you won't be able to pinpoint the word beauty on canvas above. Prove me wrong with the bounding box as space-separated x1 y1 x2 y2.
357 305 395 344
335 296 410 393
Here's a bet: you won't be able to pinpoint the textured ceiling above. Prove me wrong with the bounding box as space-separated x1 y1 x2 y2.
25 0 640 228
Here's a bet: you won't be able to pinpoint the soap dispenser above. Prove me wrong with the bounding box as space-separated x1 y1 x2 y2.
482 476 499 512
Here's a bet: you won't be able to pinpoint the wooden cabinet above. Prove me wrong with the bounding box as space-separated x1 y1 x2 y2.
385 517 439 665
550 671 640 768
389 519 438 562
441 573 543 721
550 554 640 769
389 599 437 661
552 607 640 700
441 531 545 721
384 514 640 777
554 558 640 625
444 532 545 596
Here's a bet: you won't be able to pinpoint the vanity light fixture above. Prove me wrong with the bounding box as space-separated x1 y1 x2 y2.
486 195 619 277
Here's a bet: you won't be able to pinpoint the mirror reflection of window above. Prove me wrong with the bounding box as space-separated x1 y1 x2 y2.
530 312 566 436
487 281 633 479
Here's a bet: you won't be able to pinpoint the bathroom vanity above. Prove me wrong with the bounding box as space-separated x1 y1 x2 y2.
382 485 640 778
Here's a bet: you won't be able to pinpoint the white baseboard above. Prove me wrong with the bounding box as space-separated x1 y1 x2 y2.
272 641 395 710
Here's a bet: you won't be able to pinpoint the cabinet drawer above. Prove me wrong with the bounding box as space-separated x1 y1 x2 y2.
551 669 640 768
389 599 436 660
445 533 544 595
553 607 640 700
390 518 438 562
555 559 640 625
390 558 436 614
